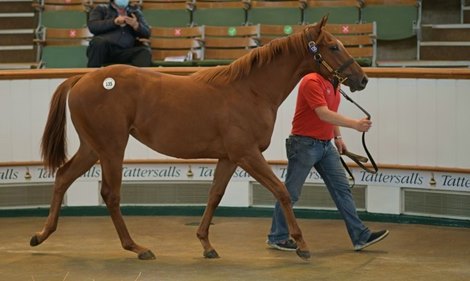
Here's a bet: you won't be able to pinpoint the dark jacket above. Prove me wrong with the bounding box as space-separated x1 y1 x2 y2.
88 4 151 48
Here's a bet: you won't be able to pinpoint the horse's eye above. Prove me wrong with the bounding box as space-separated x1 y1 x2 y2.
329 45 339 51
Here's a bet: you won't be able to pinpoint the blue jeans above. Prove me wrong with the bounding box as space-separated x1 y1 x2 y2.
268 135 371 248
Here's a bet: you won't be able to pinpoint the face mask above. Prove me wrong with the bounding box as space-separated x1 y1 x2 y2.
114 0 129 8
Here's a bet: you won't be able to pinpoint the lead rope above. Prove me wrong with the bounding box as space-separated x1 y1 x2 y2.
339 89 378 188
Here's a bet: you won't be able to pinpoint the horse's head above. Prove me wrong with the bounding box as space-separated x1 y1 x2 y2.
304 16 368 92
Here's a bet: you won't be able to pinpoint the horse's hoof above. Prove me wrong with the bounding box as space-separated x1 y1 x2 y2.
138 250 156 260
296 248 311 260
203 249 220 259
30 235 40 247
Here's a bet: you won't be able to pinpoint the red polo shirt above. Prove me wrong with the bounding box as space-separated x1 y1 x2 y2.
291 73 341 140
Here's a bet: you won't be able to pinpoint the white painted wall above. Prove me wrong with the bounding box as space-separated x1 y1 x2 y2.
1 75 470 215
1 76 470 167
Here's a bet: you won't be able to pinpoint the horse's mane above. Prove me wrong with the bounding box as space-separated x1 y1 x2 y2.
191 31 307 84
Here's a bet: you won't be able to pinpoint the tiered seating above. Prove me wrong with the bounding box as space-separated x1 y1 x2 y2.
33 0 89 68
198 25 260 66
0 0 39 69
418 24 470 63
304 0 360 24
371 0 469 67
17 0 391 68
35 27 91 68
146 25 260 66
248 0 304 25
414 1 470 64
464 0 470 23
325 22 377 66
258 24 304 45
141 1 378 67
192 0 249 26
358 0 420 67
361 0 419 40
148 26 204 66
257 22 376 66
142 0 193 27
35 0 88 28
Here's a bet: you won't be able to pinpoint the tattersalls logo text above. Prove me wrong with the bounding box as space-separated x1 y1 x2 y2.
1 165 469 192
441 174 470 188
122 166 180 178
278 167 322 181
359 171 424 185
197 166 251 179
0 169 18 180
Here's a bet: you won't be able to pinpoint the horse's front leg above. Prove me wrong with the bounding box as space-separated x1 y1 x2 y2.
238 151 311 260
197 158 237 258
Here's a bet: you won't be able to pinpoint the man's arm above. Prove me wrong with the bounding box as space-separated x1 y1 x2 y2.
135 10 150 38
88 5 119 35
128 9 151 38
333 126 346 153
314 106 371 132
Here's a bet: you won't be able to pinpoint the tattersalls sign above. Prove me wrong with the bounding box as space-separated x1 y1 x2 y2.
358 170 424 187
0 168 18 180
0 164 469 192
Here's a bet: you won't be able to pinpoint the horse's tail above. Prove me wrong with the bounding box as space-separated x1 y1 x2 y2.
41 75 83 174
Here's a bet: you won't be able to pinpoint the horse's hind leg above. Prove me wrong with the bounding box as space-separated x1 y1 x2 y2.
237 151 311 260
30 143 98 247
99 157 155 260
197 158 237 258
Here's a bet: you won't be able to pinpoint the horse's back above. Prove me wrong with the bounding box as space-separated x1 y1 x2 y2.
68 65 183 114
66 65 231 159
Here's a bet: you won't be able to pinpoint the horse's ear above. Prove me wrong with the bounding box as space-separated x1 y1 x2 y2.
319 15 329 28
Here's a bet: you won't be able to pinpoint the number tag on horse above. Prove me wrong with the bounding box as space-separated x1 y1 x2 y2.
103 78 115 90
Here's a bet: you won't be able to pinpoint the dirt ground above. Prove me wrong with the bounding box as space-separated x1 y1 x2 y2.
0 216 469 281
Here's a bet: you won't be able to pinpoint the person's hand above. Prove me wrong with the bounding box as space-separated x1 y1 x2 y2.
354 118 372 132
114 15 126 26
334 137 346 154
124 13 139 30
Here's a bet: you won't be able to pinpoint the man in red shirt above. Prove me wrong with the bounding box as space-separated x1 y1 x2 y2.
267 73 389 252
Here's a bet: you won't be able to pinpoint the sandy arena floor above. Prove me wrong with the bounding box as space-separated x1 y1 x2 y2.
0 216 469 281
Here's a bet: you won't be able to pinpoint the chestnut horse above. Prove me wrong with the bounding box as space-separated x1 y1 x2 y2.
30 16 368 260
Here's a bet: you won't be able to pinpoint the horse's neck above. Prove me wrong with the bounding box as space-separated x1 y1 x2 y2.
248 55 316 107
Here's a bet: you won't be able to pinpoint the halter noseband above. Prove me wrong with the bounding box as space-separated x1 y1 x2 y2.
304 28 355 85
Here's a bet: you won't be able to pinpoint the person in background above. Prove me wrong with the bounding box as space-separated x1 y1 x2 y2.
266 72 389 252
87 0 152 67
